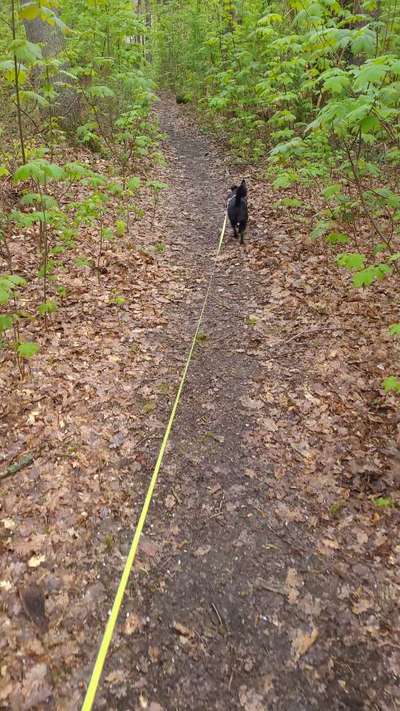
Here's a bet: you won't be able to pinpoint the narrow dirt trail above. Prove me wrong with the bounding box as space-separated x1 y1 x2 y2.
80 97 396 710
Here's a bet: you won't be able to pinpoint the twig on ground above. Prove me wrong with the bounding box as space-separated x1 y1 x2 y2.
253 506 308 555
210 601 227 631
172 488 181 504
256 579 286 597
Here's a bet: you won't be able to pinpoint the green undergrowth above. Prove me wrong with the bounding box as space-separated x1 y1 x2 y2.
0 0 163 375
152 0 400 391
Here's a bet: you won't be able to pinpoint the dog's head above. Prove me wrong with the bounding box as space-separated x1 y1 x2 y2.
230 180 247 192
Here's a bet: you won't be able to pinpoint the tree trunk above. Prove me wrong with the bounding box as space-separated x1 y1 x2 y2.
20 0 80 130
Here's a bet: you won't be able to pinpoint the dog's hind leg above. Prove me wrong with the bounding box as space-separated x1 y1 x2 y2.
228 215 238 238
239 222 246 244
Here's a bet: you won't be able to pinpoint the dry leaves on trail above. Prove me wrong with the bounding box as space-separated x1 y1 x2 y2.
0 146 189 708
172 621 195 638
124 612 147 636
193 544 211 557
242 174 400 651
291 627 319 662
239 686 266 711
285 568 303 605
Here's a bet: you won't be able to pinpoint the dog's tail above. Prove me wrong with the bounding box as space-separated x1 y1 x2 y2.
235 179 247 204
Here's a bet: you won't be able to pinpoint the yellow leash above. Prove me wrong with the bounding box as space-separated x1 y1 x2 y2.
81 213 227 711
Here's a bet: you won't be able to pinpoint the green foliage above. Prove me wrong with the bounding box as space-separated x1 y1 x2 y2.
337 253 365 271
14 159 63 184
279 198 303 209
60 0 158 161
110 294 126 305
17 341 40 358
38 300 57 316
352 264 391 287
127 176 141 191
146 180 168 193
75 256 92 268
115 220 126 236
0 274 26 304
326 232 350 246
329 500 346 517
0 314 14 333
383 376 400 393
154 241 166 254
0 0 158 380
373 496 395 508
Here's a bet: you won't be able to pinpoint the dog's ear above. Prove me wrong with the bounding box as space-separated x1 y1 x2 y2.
230 184 238 191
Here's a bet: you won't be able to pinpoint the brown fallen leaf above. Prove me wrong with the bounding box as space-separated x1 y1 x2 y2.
105 670 126 685
321 537 340 550
149 645 160 662
0 679 13 703
352 598 373 615
140 538 159 558
205 431 225 444
28 554 46 568
3 518 16 530
262 673 274 695
172 621 194 638
356 531 368 545
238 686 265 711
244 468 258 479
21 663 52 709
165 494 176 509
19 584 48 633
26 639 45 656
240 395 264 411
208 482 222 494
124 612 142 635
292 627 319 661
194 544 211 557
139 691 149 709
285 567 303 604
260 417 278 432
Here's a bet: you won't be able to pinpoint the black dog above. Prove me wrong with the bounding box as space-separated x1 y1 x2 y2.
227 179 248 244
